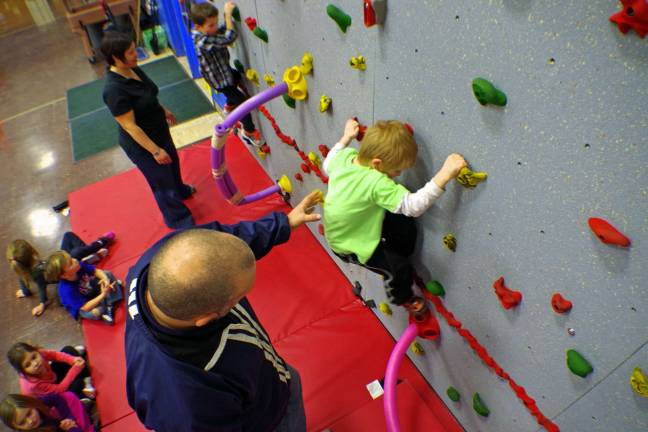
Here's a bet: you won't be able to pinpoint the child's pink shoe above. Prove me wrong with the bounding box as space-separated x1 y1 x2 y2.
100 231 115 244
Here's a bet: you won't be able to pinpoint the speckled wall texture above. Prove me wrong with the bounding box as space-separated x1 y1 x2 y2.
228 1 648 431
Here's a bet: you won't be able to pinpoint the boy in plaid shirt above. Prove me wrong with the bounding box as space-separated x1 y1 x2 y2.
191 1 261 147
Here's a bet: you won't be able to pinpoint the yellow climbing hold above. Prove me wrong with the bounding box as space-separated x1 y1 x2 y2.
319 94 332 113
283 66 308 100
246 69 260 87
411 342 424 355
312 189 325 205
308 152 322 168
349 55 366 71
263 73 275 87
443 233 457 252
456 167 487 189
278 175 292 194
378 302 392 316
300 52 313 75
256 148 268 159
630 367 648 398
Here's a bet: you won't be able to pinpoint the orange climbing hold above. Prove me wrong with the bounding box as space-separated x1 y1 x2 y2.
294 173 303 182
493 277 522 309
551 293 572 314
588 217 631 247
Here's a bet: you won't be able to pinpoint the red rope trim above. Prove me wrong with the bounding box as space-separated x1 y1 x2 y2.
258 105 329 184
424 293 560 432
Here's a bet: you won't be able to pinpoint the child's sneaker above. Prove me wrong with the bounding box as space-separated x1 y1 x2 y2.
81 248 108 264
74 345 86 356
237 129 263 148
101 306 114 325
99 231 115 246
223 103 235 114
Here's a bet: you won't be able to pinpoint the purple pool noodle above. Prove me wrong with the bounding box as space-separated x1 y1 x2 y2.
240 185 281 205
384 323 418 432
216 83 289 136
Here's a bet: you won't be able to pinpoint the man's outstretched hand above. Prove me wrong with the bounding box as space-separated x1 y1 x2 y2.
288 190 324 230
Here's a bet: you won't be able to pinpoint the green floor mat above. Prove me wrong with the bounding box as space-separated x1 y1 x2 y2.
68 56 215 161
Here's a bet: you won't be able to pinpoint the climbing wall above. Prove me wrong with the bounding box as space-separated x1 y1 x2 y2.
225 1 648 431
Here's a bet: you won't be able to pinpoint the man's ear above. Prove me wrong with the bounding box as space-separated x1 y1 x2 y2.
194 312 221 327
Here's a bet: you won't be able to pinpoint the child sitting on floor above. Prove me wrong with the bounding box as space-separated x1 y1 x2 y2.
45 251 123 325
7 342 95 402
0 393 93 432
6 232 114 316
322 119 467 316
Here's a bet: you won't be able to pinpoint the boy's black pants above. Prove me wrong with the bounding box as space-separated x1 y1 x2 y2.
339 213 418 305
218 69 256 133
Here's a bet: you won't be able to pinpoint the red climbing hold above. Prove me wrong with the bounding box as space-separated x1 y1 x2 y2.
244 17 257 31
353 117 367 141
294 173 303 182
493 277 522 309
409 308 440 340
404 123 414 135
300 163 311 174
318 224 325 235
261 143 271 154
588 217 631 247
551 293 572 314
318 144 330 157
609 0 648 38
363 0 376 27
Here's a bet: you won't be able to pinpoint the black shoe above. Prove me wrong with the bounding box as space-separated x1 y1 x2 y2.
181 184 196 200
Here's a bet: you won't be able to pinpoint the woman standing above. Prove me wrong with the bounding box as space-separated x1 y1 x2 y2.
101 32 195 229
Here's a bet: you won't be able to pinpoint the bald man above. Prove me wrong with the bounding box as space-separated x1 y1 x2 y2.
124 192 322 432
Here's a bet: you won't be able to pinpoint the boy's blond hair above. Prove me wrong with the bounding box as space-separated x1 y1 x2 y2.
357 120 417 172
44 250 71 282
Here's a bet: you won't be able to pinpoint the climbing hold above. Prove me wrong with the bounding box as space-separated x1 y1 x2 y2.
588 217 631 247
244 16 256 31
300 52 314 75
277 175 292 194
493 277 522 309
456 167 488 189
609 0 648 38
350 55 366 71
551 293 573 314
294 173 303 182
232 6 240 22
447 386 461 402
245 69 260 87
283 66 308 100
403 123 414 135
308 152 322 168
566 349 593 378
472 78 507 106
253 27 268 43
378 302 392 316
425 280 445 297
260 143 271 155
318 144 330 157
411 342 425 355
472 393 490 417
233 59 245 74
283 94 296 109
630 367 648 398
300 163 311 174
256 148 268 159
263 73 275 87
364 0 386 27
353 117 367 141
318 224 325 236
326 4 352 33
567 328 576 336
319 95 332 113
443 233 457 252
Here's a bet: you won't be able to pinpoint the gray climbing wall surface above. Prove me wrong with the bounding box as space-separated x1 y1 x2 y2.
225 1 648 430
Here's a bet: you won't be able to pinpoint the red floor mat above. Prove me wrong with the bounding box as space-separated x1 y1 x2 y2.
69 137 462 431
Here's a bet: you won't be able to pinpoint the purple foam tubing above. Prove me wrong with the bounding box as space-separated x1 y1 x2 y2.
239 185 281 205
216 82 289 136
210 144 236 198
384 323 418 432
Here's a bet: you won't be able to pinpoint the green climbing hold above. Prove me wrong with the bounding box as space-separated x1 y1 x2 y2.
472 393 490 417
233 59 245 74
253 27 268 43
283 94 296 109
232 6 240 22
326 4 352 33
566 349 593 378
447 386 461 402
425 280 445 297
472 78 507 107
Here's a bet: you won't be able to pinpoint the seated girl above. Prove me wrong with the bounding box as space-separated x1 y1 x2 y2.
0 393 93 432
45 251 122 325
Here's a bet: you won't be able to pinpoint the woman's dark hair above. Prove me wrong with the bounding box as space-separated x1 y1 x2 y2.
0 394 57 432
7 342 38 375
100 31 134 66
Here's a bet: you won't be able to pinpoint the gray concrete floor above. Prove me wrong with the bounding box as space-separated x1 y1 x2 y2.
0 17 134 430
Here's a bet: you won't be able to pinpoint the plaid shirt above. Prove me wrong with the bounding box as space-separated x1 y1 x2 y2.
192 26 238 90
